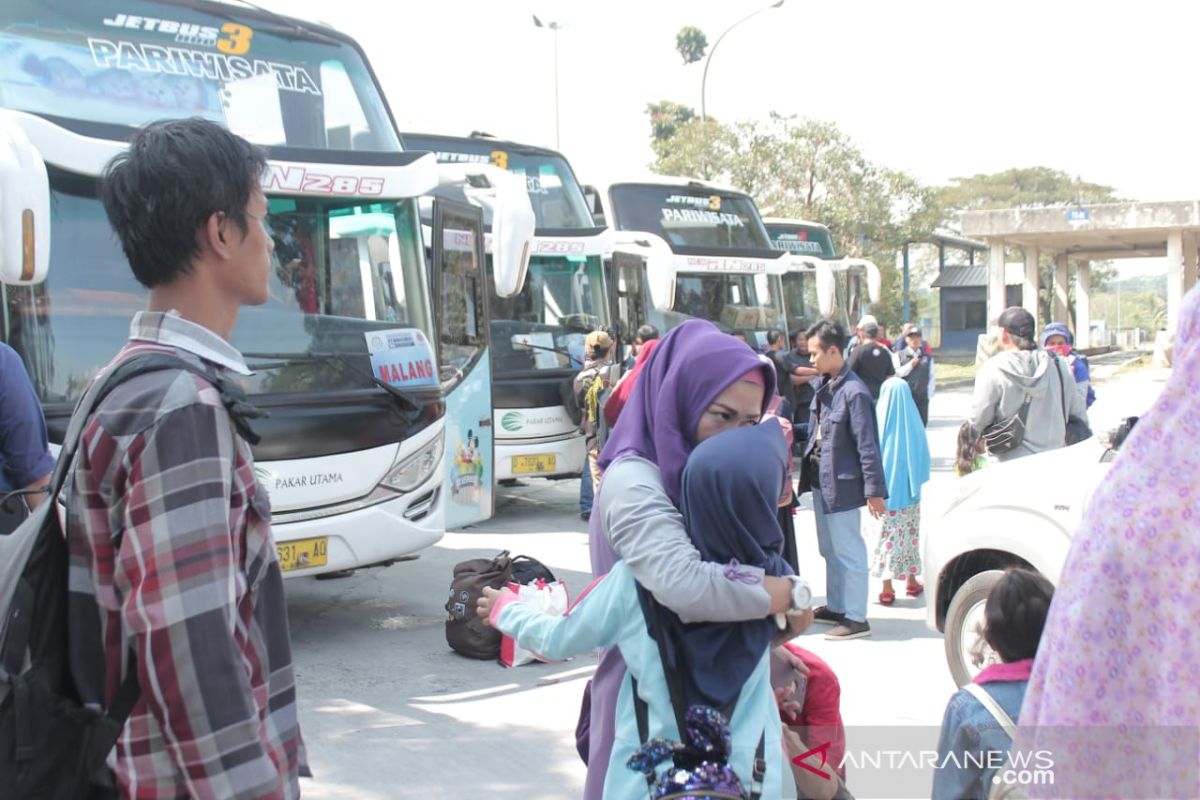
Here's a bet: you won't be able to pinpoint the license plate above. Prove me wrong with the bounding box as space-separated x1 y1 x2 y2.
512 454 556 474
276 537 328 572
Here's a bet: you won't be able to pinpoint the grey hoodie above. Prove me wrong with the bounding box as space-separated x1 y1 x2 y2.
970 349 1087 461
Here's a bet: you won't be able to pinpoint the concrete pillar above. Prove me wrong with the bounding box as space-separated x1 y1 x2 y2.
987 240 1006 323
1075 261 1091 348
1167 230 1185 332
1023 244 1040 326
1184 231 1198 293
1052 252 1070 323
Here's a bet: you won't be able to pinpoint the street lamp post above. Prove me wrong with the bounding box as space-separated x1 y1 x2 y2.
532 15 562 149
700 0 785 122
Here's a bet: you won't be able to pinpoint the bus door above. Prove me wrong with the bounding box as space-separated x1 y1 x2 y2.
432 200 494 528
608 250 649 365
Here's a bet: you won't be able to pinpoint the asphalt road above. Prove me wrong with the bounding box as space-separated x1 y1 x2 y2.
288 359 1166 799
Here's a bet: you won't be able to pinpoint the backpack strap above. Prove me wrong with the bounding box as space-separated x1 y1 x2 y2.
51 352 263 500
56 352 262 731
639 591 761 792
963 683 1017 739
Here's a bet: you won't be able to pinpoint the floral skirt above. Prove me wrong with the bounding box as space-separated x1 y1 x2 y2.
870 502 922 580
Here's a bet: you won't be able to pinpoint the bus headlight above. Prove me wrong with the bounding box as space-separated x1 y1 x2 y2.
381 431 445 493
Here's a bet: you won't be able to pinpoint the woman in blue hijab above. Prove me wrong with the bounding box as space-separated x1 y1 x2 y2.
478 422 801 798
870 377 931 604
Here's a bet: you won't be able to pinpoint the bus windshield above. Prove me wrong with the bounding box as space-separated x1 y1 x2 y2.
489 255 607 374
0 0 400 151
405 135 608 376
403 134 594 229
609 184 773 252
766 223 838 259
781 270 821 334
664 272 785 343
4 171 433 407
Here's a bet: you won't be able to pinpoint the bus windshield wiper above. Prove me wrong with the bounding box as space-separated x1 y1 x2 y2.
243 351 422 413
512 340 573 359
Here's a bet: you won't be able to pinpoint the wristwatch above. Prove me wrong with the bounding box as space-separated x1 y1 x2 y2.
774 577 814 630
786 575 813 613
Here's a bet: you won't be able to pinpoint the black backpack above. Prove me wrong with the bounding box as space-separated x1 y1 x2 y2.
0 353 263 799
445 550 555 660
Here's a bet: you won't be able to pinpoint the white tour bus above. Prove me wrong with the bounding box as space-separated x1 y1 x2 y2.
763 217 881 335
0 1 531 574
586 178 790 356
400 133 610 526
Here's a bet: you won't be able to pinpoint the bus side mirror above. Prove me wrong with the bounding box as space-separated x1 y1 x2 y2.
645 250 675 313
813 259 836 316
847 257 882 303
439 163 535 298
487 170 534 298
0 117 50 284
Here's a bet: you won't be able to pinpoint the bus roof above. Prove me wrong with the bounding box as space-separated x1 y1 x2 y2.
400 131 569 159
596 174 750 198
762 217 832 230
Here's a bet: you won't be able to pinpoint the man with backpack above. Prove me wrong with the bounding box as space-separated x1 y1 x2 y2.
56 119 305 797
575 330 615 519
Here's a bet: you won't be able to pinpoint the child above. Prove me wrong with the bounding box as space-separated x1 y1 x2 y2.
932 569 1055 800
478 422 810 798
955 422 988 477
871 378 930 605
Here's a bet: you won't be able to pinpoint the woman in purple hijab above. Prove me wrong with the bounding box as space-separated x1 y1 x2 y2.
581 319 805 799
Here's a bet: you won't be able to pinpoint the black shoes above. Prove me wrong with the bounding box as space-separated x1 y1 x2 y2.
811 606 845 625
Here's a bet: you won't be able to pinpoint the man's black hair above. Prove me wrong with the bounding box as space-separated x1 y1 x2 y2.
101 117 268 289
984 568 1055 663
635 324 660 342
804 318 846 354
766 330 785 347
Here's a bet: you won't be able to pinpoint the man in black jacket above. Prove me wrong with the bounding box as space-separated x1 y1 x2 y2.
801 319 887 641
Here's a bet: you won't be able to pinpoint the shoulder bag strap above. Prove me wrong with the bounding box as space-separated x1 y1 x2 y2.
1051 353 1069 433
963 683 1017 739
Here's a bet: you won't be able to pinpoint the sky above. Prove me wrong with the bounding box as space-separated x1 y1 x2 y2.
257 0 1198 274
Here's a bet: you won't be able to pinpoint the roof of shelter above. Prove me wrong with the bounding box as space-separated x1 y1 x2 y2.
931 263 1025 289
960 200 1200 260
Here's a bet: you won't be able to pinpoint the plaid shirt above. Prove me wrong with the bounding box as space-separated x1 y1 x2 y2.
66 311 306 799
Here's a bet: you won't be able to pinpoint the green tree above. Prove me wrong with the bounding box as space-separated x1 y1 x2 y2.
645 112 937 330
645 100 696 145
934 167 1119 217
675 26 708 65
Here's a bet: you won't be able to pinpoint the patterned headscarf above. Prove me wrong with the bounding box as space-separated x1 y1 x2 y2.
1013 285 1200 798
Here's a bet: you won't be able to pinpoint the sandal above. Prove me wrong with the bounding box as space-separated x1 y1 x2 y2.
878 591 895 606
906 582 924 597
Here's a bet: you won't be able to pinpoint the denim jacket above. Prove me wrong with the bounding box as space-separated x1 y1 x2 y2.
801 365 886 514
932 662 1031 800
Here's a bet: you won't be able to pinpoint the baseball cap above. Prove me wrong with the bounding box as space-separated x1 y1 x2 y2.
585 330 613 355
856 314 879 337
906 326 923 337
997 307 1036 342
